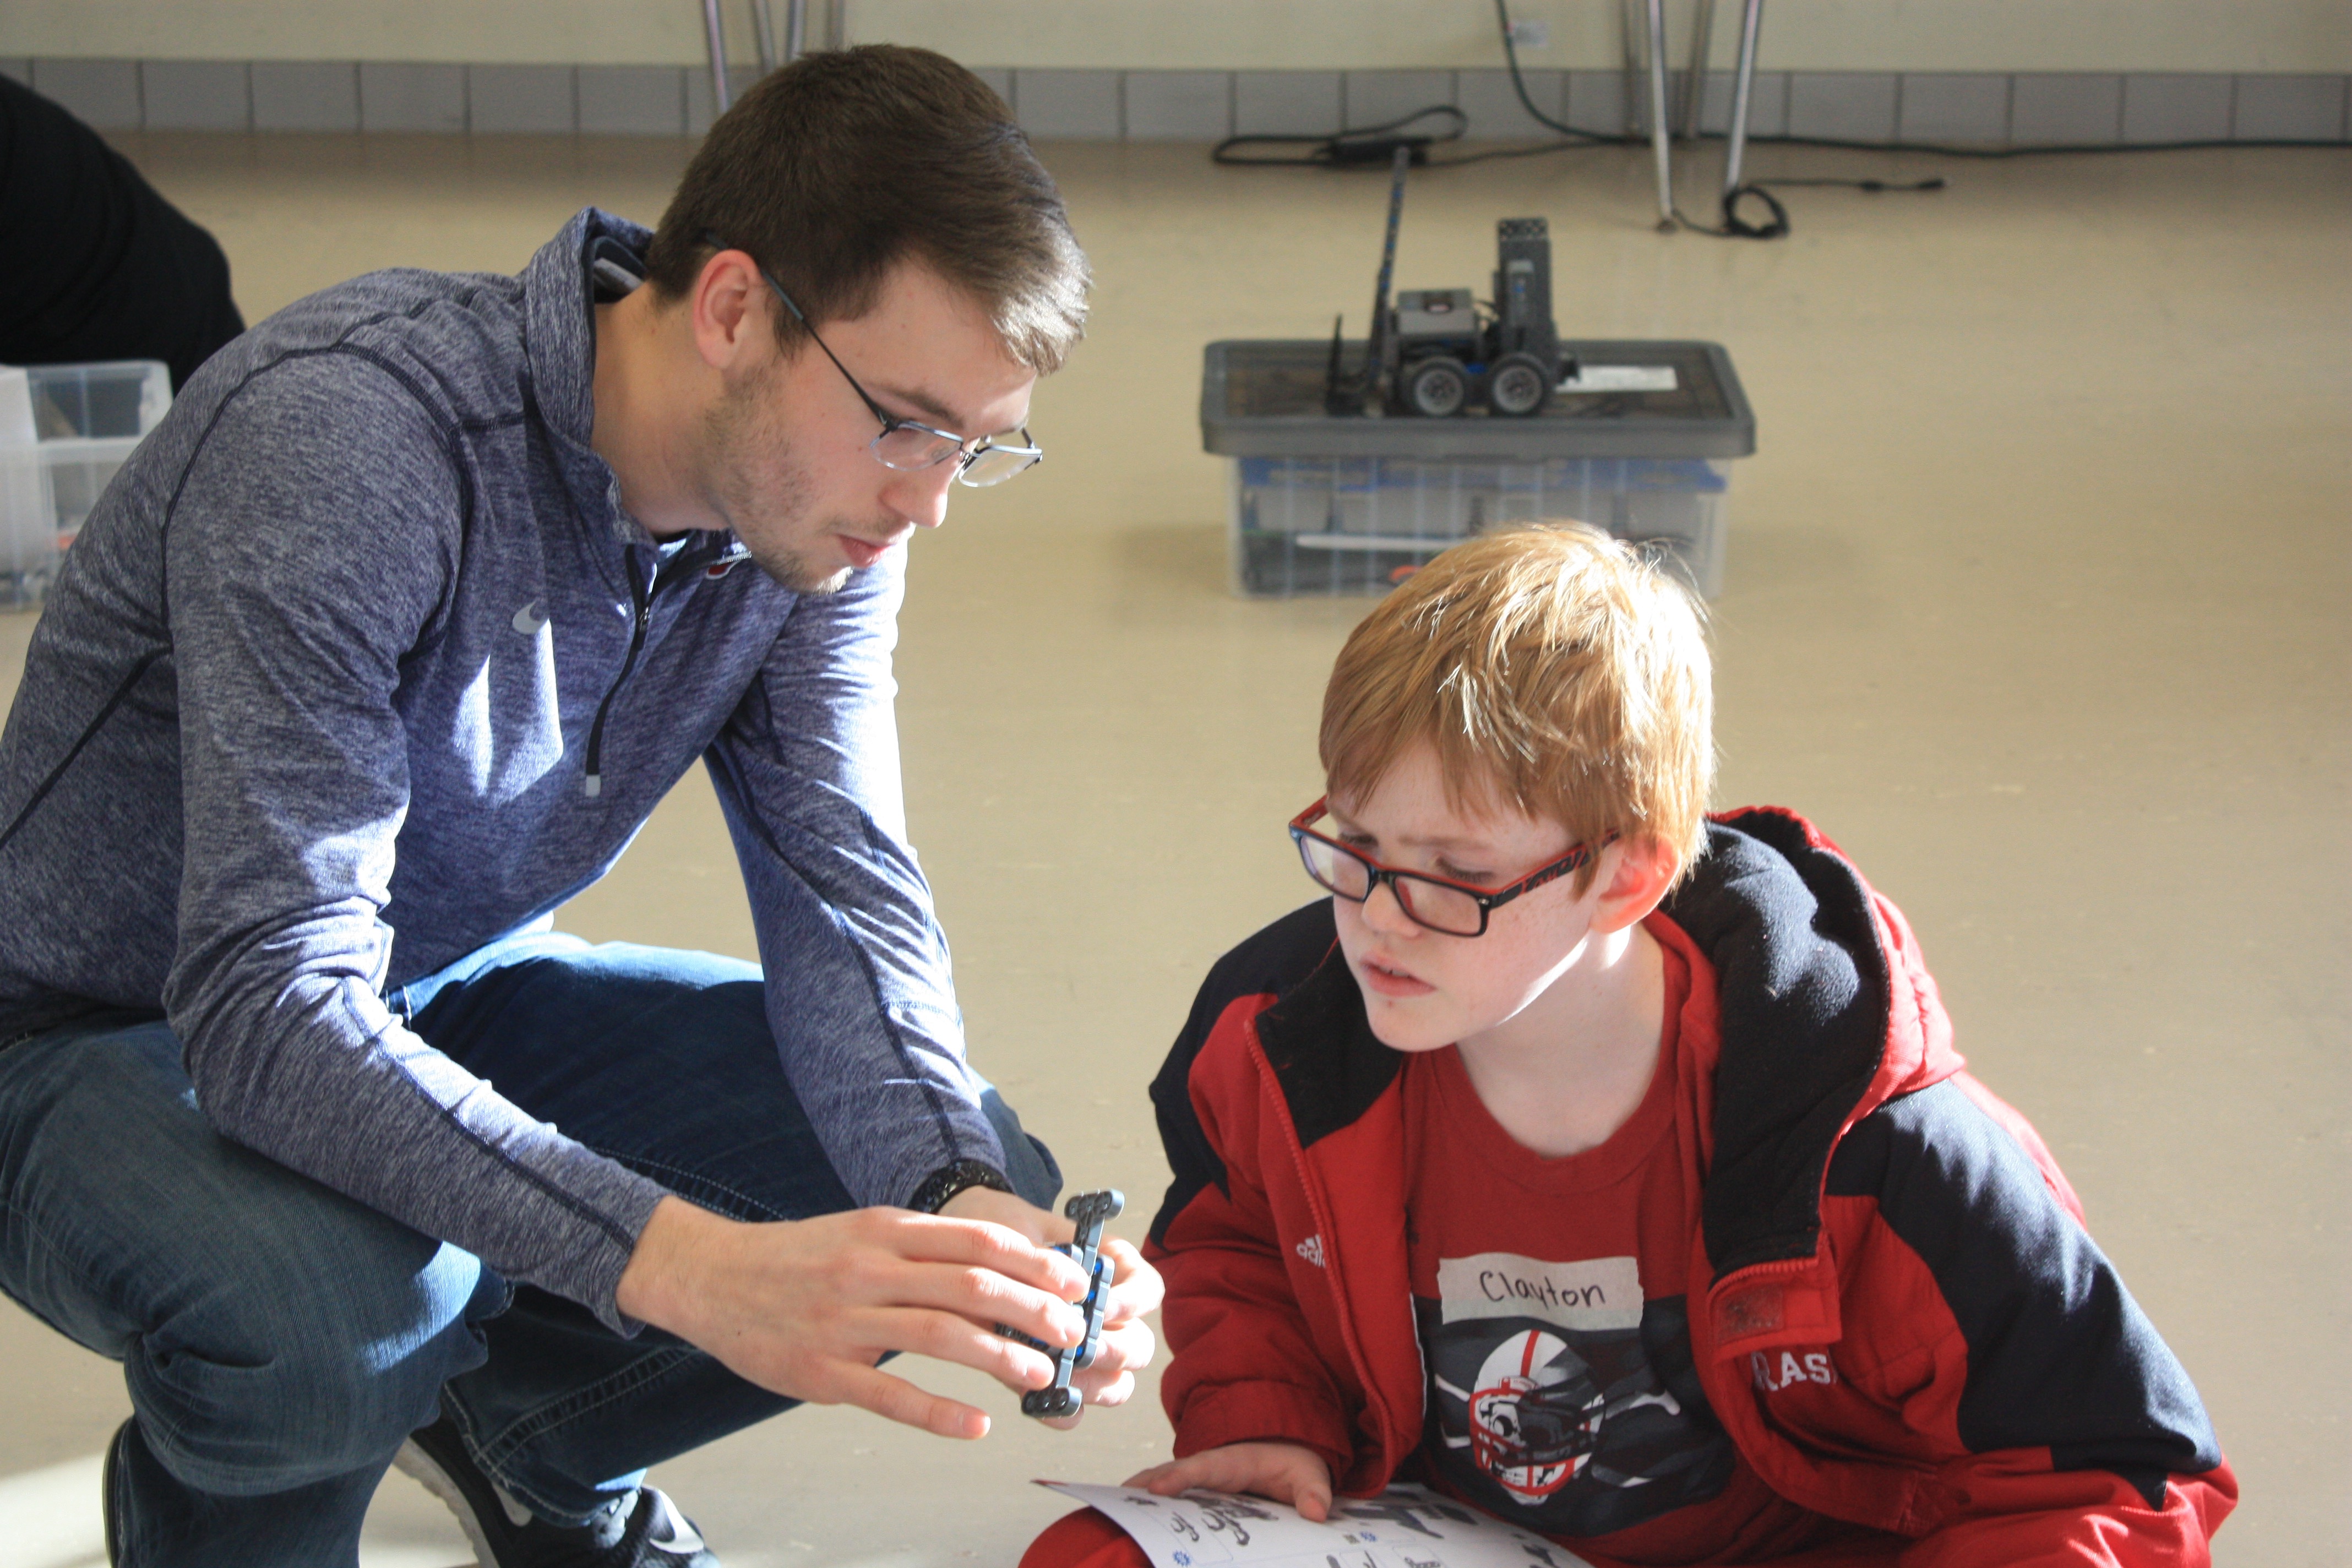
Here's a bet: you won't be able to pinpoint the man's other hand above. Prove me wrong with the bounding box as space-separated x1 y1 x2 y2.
614 1194 1099 1439
936 1186 1164 1425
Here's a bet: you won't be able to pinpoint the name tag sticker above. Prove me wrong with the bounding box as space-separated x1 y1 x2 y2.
1436 1252 1643 1332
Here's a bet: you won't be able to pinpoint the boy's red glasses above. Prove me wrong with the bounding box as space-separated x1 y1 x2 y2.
1288 798 1615 938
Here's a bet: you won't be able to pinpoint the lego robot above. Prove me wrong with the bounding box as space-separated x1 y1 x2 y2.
1327 146 1576 420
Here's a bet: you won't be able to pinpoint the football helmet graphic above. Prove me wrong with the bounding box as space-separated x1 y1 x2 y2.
1466 1330 1608 1502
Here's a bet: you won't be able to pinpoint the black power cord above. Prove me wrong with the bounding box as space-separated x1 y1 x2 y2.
1489 0 1938 236
1213 104 1471 168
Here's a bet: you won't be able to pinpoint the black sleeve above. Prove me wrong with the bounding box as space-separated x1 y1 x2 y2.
1147 899 1337 1247
0 75 245 389
1826 1079 2223 1507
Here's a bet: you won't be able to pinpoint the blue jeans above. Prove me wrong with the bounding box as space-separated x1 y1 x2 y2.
0 933 1060 1566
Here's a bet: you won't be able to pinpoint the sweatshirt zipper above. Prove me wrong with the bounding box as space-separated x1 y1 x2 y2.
580 538 729 798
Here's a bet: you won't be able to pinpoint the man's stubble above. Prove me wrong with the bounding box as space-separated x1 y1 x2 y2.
700 356 846 596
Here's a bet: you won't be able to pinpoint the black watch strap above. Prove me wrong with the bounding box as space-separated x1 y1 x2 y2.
906 1159 1015 1215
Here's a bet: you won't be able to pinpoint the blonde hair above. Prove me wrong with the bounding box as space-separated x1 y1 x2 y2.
1319 526 1714 891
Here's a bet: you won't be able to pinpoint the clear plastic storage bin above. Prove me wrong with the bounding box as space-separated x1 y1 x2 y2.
1202 340 1754 598
1232 453 1729 599
1 360 173 611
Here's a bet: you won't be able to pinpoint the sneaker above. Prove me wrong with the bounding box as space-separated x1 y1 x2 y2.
101 1418 129 1566
394 1415 719 1567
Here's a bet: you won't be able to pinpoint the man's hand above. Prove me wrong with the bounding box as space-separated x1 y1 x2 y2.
1125 1441 1335 1521
614 1195 1095 1439
937 1186 1164 1422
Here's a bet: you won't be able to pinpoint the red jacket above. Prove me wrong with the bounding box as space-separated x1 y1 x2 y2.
1146 808 2234 1566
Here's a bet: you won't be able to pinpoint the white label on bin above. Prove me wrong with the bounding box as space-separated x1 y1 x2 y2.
1559 365 1678 393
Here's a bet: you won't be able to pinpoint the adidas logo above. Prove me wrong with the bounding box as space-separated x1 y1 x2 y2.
1295 1235 1325 1268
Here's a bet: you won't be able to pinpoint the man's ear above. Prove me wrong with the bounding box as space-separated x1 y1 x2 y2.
687 248 771 373
1587 836 1680 938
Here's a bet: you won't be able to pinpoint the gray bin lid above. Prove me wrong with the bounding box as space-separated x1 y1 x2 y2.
1201 339 1756 461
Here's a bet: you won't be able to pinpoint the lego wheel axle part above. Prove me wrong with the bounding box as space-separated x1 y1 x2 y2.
1001 1189 1125 1420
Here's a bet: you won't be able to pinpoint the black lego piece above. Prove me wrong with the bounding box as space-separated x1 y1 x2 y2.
1006 1189 1124 1420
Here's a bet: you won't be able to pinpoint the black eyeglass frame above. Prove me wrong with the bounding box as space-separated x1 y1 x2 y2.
697 232 1043 487
1287 797 1618 938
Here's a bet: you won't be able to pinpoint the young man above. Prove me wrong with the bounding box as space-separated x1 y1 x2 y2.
0 48 1157 1567
1025 527 2230 1567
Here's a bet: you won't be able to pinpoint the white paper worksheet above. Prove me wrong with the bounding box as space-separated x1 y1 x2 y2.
1036 1482 1596 1568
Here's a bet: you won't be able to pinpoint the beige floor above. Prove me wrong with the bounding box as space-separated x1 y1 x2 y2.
1 131 2345 1566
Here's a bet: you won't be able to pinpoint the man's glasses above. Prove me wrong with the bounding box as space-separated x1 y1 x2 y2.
700 233 1043 487
1288 798 1615 938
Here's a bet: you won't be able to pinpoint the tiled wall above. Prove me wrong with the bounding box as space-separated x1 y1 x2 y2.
6 59 2346 145
1 58 765 135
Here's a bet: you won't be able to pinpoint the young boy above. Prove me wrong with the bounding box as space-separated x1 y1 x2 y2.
1026 527 2233 1567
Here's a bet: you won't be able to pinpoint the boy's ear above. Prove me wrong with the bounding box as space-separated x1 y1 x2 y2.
1588 837 1679 937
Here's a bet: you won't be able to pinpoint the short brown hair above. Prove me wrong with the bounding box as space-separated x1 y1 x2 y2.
645 46 1089 374
1320 526 1714 891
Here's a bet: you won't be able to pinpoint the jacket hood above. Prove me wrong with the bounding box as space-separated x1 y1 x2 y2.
1663 807 1962 1277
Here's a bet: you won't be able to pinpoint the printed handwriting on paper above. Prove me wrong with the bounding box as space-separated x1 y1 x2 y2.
1036 1482 1595 1568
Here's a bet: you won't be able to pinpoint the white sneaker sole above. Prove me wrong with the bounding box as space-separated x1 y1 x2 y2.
391 1435 509 1568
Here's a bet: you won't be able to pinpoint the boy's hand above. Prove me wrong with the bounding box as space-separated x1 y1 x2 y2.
614 1195 1092 1440
1125 1441 1335 1522
938 1185 1164 1420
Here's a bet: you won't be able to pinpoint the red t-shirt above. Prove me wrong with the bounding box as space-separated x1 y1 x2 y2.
1402 914 1833 1564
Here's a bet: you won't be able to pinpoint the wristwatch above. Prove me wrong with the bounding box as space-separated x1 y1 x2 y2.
906 1159 1015 1215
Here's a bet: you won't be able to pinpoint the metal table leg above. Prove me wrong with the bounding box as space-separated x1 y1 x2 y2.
1619 0 1646 137
703 0 732 113
1723 0 1766 199
752 1 777 72
1681 0 1716 140
1645 0 1674 228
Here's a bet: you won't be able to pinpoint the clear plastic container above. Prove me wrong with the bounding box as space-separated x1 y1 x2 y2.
1 360 173 611
1202 339 1752 600
1229 453 1730 598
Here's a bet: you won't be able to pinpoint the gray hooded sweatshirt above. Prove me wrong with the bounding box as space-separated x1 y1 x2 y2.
0 210 1003 1327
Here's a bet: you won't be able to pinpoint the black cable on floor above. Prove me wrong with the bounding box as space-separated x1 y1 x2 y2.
1213 0 2345 238
1212 105 1473 167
